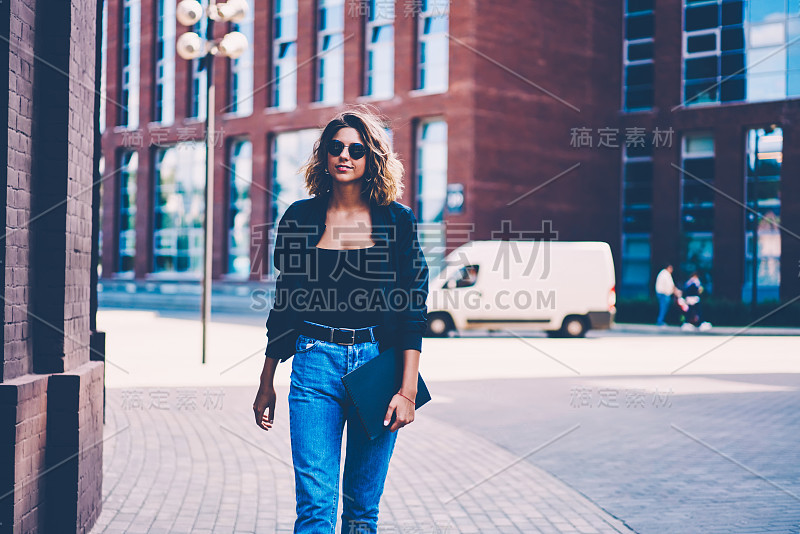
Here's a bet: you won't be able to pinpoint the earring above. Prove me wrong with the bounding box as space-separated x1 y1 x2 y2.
324 168 330 175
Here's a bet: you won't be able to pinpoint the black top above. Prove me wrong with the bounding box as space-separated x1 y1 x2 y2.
301 245 385 329
265 196 430 362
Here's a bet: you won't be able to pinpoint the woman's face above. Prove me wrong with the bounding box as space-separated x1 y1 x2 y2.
326 127 367 184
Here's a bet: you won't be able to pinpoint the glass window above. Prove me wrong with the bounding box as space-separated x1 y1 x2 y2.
364 0 395 99
679 132 715 289
683 0 800 105
749 0 785 23
269 129 321 277
627 12 654 39
627 41 654 61
188 0 208 120
417 119 448 224
272 0 298 110
687 33 717 53
621 140 653 297
230 4 254 116
721 52 744 75
446 265 479 288
416 118 448 274
154 0 176 124
627 0 653 14
228 140 253 277
417 0 449 92
153 143 206 275
721 1 744 25
623 0 654 110
118 151 138 275
789 18 800 69
316 0 345 104
750 22 785 47
621 234 651 298
721 26 744 51
685 4 719 31
119 0 140 128
743 127 782 302
748 72 786 101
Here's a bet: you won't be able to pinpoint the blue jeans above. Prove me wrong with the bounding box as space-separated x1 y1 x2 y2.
656 293 672 325
288 330 399 534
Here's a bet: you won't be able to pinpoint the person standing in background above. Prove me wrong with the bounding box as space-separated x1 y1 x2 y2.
655 264 679 327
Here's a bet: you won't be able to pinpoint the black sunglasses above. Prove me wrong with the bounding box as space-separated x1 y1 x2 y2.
327 139 367 160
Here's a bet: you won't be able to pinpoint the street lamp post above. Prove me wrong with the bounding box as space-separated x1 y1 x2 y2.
176 0 249 363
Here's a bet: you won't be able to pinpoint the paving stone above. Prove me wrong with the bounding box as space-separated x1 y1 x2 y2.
88 386 634 533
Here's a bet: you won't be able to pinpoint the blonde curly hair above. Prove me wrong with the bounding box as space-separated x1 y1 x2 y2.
301 105 405 206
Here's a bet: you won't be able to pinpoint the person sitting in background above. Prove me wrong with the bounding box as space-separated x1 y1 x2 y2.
680 271 712 331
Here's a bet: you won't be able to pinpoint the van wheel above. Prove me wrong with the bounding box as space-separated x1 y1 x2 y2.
426 313 455 337
560 315 588 338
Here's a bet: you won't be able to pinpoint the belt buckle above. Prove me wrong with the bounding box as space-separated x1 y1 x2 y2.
336 327 356 345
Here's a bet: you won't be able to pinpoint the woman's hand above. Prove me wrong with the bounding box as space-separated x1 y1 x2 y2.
253 384 277 431
384 392 416 432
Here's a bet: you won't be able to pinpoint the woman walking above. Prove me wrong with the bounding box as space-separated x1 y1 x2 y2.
252 107 430 533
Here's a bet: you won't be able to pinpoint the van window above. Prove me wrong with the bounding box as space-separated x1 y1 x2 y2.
452 264 479 288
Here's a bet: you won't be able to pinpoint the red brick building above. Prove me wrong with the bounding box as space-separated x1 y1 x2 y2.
1 0 106 531
99 0 800 305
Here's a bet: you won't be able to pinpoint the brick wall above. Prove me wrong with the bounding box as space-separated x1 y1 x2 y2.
0 375 47 532
45 363 105 534
4 0 36 381
470 0 622 255
1 0 105 532
64 0 98 372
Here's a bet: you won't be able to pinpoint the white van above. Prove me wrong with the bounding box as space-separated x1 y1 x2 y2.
425 240 616 337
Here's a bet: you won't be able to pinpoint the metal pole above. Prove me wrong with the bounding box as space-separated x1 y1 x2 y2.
202 15 216 364
750 131 759 316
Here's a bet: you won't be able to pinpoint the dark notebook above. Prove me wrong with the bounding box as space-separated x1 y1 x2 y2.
341 345 432 441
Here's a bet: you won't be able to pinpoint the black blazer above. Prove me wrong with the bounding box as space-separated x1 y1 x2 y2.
264 192 430 362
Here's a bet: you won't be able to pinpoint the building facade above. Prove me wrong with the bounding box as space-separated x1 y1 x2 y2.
99 0 800 305
617 0 800 303
1 0 106 531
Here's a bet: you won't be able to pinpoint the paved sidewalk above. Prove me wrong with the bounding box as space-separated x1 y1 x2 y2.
91 310 800 533
89 386 633 534
428 374 800 534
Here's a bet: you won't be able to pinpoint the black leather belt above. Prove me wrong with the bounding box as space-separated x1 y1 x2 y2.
300 321 382 346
